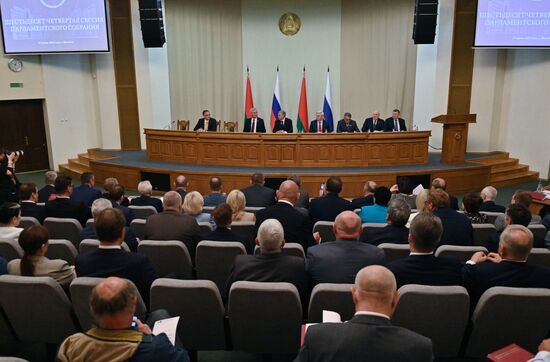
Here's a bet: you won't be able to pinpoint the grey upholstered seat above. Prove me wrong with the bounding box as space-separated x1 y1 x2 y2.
230 221 256 240
150 279 226 350
46 239 79 265
0 240 23 262
308 283 355 323
528 224 546 240
392 284 470 358
361 222 387 232
78 239 130 254
128 205 157 219
479 211 504 225
472 223 497 246
19 217 40 229
313 221 335 243
244 207 264 214
253 243 305 258
130 219 146 240
527 248 550 268
85 218 94 228
198 222 213 234
43 217 82 247
0 305 16 342
138 240 192 278
464 286 550 358
377 243 409 262
228 281 302 354
435 245 488 263
195 241 246 295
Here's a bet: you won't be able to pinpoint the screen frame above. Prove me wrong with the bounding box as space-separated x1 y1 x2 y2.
473 0 550 49
0 0 112 55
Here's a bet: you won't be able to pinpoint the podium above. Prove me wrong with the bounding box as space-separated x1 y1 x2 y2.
432 114 477 164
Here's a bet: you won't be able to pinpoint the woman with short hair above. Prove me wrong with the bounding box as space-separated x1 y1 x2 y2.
183 191 214 227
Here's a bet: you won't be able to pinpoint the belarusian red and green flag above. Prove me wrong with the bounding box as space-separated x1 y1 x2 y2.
244 66 254 122
296 67 309 133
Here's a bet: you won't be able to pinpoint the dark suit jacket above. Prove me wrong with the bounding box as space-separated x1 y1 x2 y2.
102 193 130 207
359 224 409 246
20 201 46 224
336 119 360 133
79 224 139 252
144 211 200 258
433 207 474 247
479 200 506 213
70 185 102 207
361 118 385 132
309 120 329 133
130 195 163 213
243 118 266 133
306 240 385 285
450 195 459 211
254 202 316 250
272 118 293 133
131 333 190 362
175 189 187 201
350 195 374 210
296 314 433 362
296 189 310 209
112 202 134 226
384 117 407 132
240 184 276 208
45 197 90 226
309 193 352 224
201 227 254 254
388 254 463 288
194 117 218 132
0 256 7 276
38 185 55 203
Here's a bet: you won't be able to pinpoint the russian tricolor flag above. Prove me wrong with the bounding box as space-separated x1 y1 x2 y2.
323 68 334 133
270 68 282 131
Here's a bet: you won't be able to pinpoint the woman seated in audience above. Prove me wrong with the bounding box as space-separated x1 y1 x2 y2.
0 202 23 242
406 189 429 227
183 191 214 227
8 225 75 286
462 192 489 224
390 176 417 210
226 189 255 222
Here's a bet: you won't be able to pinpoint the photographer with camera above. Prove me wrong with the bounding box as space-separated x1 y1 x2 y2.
0 148 22 204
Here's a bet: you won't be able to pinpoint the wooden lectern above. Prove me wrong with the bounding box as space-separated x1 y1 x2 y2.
432 114 477 164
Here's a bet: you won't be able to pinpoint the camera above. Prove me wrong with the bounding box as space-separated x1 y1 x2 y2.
7 150 24 157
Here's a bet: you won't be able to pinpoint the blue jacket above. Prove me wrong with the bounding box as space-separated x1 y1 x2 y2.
71 184 102 207
360 204 388 224
203 193 227 207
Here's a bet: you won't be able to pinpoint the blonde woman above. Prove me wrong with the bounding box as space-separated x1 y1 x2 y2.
226 190 255 222
183 191 214 227
406 189 430 227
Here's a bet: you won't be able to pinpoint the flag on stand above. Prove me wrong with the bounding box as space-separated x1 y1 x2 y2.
270 67 282 131
296 67 309 133
323 67 334 132
244 67 254 122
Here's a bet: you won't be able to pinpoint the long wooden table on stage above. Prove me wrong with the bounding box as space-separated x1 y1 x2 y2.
144 129 432 168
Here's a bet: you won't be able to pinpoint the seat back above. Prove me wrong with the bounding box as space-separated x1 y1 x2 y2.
0 305 16 342
479 211 504 225
0 275 79 344
244 207 264 214
128 205 157 219
228 281 302 354
528 224 546 240
465 287 550 358
79 239 130 254
19 217 40 229
253 243 305 258
377 243 409 262
198 222 213 234
313 221 335 242
85 219 94 228
230 221 255 240
393 285 470 358
527 248 550 268
46 239 78 265
150 279 226 350
177 119 190 131
435 245 488 263
308 283 354 323
361 223 387 232
0 240 23 262
130 219 146 240
223 121 239 132
472 223 496 246
196 241 246 295
70 277 147 331
202 206 215 214
138 240 192 278
43 217 82 247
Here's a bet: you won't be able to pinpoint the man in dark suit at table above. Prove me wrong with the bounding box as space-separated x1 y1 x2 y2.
336 112 360 133
309 176 352 224
309 112 330 133
362 111 385 132
384 109 407 132
243 108 266 133
272 110 293 133
194 109 218 132
240 173 276 208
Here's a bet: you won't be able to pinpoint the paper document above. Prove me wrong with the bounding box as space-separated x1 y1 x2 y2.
153 317 180 346
322 310 342 323
412 184 424 196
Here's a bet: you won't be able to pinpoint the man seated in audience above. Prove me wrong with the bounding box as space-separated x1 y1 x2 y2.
130 181 163 213
309 176 352 224
462 192 489 224
174 175 189 201
295 265 433 362
463 224 550 307
307 211 385 285
19 183 46 223
103 177 130 206
240 172 276 208
360 199 410 245
144 191 200 259
75 208 157 303
479 185 506 213
288 174 309 209
226 218 308 306
58 277 190 362
387 212 463 288
71 172 102 207
38 170 57 203
254 180 317 251
360 186 391 224
45 175 90 227
203 176 227 207
431 177 459 210
108 185 134 226
529 339 550 362
495 190 541 231
427 189 473 246
201 204 253 253
0 202 23 243
350 181 376 210
80 198 138 252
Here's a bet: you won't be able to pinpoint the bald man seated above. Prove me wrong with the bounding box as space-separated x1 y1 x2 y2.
174 175 189 201
58 277 190 362
463 224 550 307
431 177 459 211
295 265 433 362
306 211 385 286
254 180 317 250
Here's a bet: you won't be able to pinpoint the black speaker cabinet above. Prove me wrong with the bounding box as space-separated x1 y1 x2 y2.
138 0 166 48
413 0 439 44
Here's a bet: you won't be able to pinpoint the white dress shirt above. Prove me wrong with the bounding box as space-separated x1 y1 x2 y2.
354 311 390 320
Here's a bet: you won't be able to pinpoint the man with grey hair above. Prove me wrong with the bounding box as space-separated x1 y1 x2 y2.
130 180 163 213
309 111 329 133
307 211 385 286
362 110 385 132
360 199 411 245
38 170 57 203
479 185 506 213
226 218 308 306
273 110 293 133
296 265 433 361
174 175 188 201
287 174 309 209
244 107 266 133
463 224 550 307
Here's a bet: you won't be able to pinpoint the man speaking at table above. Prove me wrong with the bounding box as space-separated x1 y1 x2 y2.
309 112 330 133
362 111 385 132
194 109 218 132
385 109 407 132
243 108 266 133
336 112 360 133
272 110 294 133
